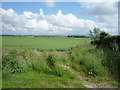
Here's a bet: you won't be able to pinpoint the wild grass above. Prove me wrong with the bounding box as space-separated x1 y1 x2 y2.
69 43 107 77
99 46 120 81
2 42 119 88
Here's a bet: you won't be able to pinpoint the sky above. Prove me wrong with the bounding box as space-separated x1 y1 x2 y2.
0 1 118 35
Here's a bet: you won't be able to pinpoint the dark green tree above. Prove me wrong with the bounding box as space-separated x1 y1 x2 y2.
89 27 109 45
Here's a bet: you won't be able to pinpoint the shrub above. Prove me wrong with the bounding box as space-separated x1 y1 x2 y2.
100 36 120 51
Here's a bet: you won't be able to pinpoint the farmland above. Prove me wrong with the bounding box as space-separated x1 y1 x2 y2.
2 36 119 88
2 36 90 50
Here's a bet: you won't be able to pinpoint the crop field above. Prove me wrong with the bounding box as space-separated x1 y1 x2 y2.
2 36 90 50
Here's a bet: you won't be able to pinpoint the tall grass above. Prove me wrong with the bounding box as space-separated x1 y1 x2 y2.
2 49 76 79
69 43 107 77
99 47 120 81
2 42 119 87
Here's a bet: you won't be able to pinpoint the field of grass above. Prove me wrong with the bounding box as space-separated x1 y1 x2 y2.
2 36 90 50
2 36 119 88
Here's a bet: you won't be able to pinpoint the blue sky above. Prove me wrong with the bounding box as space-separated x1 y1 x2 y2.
1 2 118 35
2 2 96 21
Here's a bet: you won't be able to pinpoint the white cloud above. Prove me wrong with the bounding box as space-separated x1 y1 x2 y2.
79 2 118 35
23 11 38 19
1 8 96 35
80 2 117 15
40 8 44 17
1 1 118 35
45 0 55 7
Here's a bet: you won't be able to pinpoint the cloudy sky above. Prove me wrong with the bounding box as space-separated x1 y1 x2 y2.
0 1 118 35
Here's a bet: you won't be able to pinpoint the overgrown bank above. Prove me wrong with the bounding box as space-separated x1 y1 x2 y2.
90 27 120 82
2 43 119 88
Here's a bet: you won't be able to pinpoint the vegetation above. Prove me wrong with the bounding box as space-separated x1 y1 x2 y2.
2 31 120 88
90 27 120 51
2 42 119 88
2 36 90 50
90 27 120 83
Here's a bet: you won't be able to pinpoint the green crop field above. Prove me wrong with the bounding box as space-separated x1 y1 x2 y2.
2 36 90 50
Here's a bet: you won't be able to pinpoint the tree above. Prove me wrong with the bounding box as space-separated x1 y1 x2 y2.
89 27 101 41
89 27 109 46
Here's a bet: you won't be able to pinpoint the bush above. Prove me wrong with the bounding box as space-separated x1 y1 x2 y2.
90 27 120 51
100 36 120 51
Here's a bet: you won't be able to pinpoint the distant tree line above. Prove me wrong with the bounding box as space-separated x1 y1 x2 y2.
2 35 89 38
67 35 88 38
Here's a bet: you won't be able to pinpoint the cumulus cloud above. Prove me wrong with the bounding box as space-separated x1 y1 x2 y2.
1 1 118 35
1 8 96 35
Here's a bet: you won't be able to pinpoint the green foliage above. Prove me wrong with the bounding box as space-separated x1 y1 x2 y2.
2 37 119 87
99 36 120 51
90 27 101 41
90 27 120 52
99 31 109 39
90 27 109 46
100 48 120 80
46 54 56 68
70 44 107 77
90 28 119 81
2 50 27 74
29 57 51 74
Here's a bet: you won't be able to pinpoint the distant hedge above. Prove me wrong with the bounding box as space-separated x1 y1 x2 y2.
91 35 120 51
